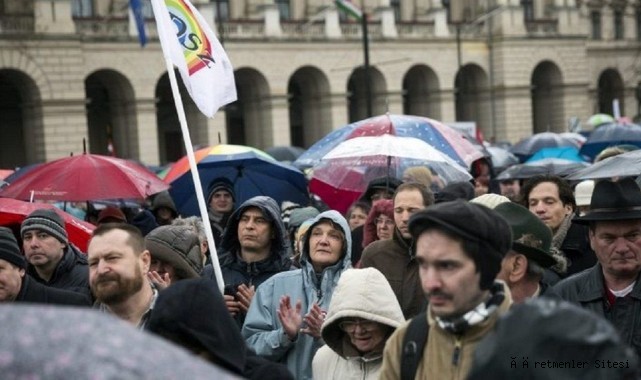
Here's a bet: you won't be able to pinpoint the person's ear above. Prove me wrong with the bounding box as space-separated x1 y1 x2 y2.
140 250 151 272
509 254 528 282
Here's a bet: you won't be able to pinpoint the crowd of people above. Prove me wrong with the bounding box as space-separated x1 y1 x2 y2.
2 152 641 379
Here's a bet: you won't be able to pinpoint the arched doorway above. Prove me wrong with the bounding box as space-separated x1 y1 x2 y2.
531 61 564 133
85 70 137 158
347 66 387 122
454 64 490 136
227 68 272 149
597 69 624 116
402 64 440 118
287 66 332 148
0 69 42 167
155 70 207 164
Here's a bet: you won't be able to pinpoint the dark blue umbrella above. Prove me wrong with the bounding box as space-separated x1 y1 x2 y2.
579 122 641 161
169 151 309 216
510 132 580 162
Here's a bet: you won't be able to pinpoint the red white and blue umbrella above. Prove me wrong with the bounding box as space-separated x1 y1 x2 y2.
294 114 484 170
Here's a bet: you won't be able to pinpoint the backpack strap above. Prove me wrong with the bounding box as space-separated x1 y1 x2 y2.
401 312 429 380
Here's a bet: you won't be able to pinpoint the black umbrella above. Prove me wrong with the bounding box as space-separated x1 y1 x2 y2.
510 132 580 162
567 149 641 180
0 304 236 379
579 122 641 161
487 146 519 173
496 158 589 180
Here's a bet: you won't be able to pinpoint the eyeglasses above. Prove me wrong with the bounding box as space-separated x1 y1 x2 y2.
375 218 394 227
338 319 378 332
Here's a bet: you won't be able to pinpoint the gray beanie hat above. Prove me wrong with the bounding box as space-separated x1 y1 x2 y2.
145 225 202 280
0 227 26 269
21 209 68 245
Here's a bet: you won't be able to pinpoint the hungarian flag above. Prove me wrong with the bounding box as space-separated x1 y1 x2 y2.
151 0 237 118
335 0 363 21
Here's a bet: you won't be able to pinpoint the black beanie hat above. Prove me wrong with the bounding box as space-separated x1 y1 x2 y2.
207 177 235 204
409 200 512 290
21 209 68 245
0 227 26 269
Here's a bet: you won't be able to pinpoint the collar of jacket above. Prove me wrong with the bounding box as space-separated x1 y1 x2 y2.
574 264 641 303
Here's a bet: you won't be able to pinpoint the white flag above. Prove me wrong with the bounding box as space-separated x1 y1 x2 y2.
151 0 237 117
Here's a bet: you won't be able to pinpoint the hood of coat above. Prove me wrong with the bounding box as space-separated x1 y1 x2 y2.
146 278 247 375
219 196 289 266
321 267 405 357
300 210 352 273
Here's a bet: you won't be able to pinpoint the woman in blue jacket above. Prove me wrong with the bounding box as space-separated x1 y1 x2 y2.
242 210 352 380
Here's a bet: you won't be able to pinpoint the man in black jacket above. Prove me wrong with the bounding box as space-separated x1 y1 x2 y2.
21 208 90 299
0 227 89 306
552 178 641 357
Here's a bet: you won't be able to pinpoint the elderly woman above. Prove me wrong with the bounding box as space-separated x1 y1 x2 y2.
312 268 404 379
242 210 352 380
362 199 394 250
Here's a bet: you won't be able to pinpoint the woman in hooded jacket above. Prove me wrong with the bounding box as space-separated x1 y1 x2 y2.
311 267 404 380
242 210 352 380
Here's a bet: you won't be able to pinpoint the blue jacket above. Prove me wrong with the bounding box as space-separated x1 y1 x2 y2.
241 210 352 380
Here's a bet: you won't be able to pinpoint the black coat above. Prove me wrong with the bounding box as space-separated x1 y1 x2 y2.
560 223 597 277
16 275 91 306
27 244 91 299
551 264 641 357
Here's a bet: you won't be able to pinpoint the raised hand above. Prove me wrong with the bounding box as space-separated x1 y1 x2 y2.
224 294 240 316
301 303 326 339
236 284 255 314
277 295 303 341
147 271 170 291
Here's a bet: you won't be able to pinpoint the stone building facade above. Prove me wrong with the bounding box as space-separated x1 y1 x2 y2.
0 0 638 167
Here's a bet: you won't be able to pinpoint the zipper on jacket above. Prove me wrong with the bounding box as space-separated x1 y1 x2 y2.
452 339 461 366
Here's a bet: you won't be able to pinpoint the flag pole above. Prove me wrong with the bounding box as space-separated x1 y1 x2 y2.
361 11 372 117
150 0 225 293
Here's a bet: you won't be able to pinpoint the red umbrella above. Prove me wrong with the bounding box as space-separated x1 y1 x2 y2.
0 198 94 252
0 154 169 202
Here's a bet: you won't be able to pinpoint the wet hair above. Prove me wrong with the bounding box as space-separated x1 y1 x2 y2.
393 182 435 207
346 201 371 220
519 175 576 211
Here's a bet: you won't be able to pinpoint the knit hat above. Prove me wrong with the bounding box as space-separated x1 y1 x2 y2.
409 200 512 290
131 209 159 237
97 206 127 224
206 177 235 204
21 209 68 245
0 227 26 269
145 225 202 279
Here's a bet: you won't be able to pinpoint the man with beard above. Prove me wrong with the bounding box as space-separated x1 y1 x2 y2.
88 223 156 329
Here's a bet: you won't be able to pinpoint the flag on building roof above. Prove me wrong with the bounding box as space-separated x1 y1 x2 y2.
151 0 237 118
129 0 147 47
335 0 363 21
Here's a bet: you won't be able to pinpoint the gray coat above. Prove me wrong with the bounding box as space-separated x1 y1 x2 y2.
241 210 352 380
551 264 641 357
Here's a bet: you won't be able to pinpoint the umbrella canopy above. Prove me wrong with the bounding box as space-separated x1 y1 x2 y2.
510 132 580 162
587 113 615 128
526 146 586 163
0 304 234 379
310 134 472 213
0 155 169 202
169 150 309 216
0 198 94 252
265 146 306 163
486 146 519 173
496 158 589 181
162 144 273 184
294 114 484 170
559 132 587 145
579 122 641 160
567 149 641 180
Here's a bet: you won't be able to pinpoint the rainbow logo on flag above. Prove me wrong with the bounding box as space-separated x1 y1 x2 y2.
165 0 215 75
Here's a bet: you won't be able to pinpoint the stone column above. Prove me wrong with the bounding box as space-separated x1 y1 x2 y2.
40 99 88 159
325 8 342 39
135 98 161 166
377 7 398 38
268 94 290 148
263 5 283 38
